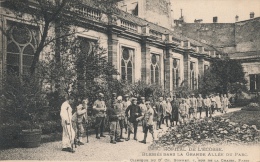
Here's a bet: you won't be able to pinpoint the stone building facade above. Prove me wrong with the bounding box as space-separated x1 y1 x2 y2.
174 16 260 93
0 0 219 93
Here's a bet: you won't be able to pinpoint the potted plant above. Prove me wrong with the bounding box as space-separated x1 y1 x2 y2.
1 73 47 148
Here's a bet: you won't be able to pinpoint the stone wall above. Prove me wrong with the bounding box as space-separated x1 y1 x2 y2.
235 18 260 52
174 23 235 50
145 0 171 29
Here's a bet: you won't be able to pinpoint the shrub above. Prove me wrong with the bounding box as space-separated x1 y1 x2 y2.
241 103 260 111
150 117 260 150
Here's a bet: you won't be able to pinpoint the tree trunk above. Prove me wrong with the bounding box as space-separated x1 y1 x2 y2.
30 21 50 75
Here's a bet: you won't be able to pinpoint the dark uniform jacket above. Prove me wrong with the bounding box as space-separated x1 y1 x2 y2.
125 104 142 123
171 99 180 121
107 107 118 122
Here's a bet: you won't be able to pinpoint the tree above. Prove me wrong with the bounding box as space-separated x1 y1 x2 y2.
198 58 247 95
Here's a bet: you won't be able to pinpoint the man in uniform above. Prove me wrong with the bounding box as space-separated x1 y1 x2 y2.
164 98 172 127
107 96 124 144
139 97 147 132
71 98 88 145
203 95 211 117
125 98 142 141
170 95 179 126
189 94 197 119
60 96 75 153
155 97 165 130
93 93 107 139
122 94 131 134
210 94 216 117
197 94 204 118
215 93 221 112
137 101 154 144
111 93 118 108
114 96 126 139
179 98 188 125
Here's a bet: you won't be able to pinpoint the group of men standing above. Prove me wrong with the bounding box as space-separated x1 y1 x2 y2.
59 92 230 153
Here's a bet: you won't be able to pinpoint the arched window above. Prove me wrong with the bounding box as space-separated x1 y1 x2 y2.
121 47 134 83
150 54 160 84
172 58 180 88
6 21 38 75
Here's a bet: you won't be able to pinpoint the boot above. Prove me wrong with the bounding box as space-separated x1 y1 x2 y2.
139 133 147 144
120 129 123 139
125 132 131 141
95 128 100 139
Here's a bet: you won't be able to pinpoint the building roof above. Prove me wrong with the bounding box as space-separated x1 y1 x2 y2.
229 51 260 59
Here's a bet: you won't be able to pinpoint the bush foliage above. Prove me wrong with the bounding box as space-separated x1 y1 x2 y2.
150 117 260 150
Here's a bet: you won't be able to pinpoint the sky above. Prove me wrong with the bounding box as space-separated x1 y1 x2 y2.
171 0 260 23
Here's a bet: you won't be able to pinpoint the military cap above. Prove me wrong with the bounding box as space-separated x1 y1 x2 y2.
99 93 104 97
112 93 117 96
131 97 137 101
145 101 150 104
140 97 145 100
124 94 129 97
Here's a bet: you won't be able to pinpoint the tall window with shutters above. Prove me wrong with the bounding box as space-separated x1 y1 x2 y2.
6 21 39 75
150 54 160 84
121 47 134 83
172 58 180 88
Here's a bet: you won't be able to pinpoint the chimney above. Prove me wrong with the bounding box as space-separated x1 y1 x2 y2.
213 17 218 23
250 12 255 19
235 15 239 22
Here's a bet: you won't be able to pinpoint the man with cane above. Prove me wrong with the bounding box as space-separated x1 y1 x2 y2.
60 96 75 153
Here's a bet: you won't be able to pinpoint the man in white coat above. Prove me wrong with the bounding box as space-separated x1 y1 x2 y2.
60 96 75 153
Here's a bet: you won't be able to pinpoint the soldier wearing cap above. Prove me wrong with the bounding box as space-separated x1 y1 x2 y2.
155 97 166 130
197 94 204 118
189 93 197 119
203 95 211 117
215 93 221 112
71 98 88 145
139 97 147 132
93 93 107 139
164 97 172 127
111 93 118 108
125 97 142 141
171 94 180 126
179 98 188 125
107 96 124 144
137 101 154 144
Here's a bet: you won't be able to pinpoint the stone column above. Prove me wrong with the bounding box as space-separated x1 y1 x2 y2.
164 46 171 91
141 39 151 84
198 57 204 77
183 52 191 88
107 32 119 71
0 14 5 89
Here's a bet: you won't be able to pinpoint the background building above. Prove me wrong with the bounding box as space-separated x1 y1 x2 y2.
174 13 260 94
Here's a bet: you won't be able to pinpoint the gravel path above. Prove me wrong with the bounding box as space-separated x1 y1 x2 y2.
0 108 242 161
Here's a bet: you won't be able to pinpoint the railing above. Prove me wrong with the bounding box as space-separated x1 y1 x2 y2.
149 30 162 40
71 6 101 21
120 19 138 32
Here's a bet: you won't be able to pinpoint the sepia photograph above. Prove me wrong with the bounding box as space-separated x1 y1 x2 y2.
0 0 259 161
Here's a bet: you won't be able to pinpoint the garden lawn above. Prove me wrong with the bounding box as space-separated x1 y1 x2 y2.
221 109 260 129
